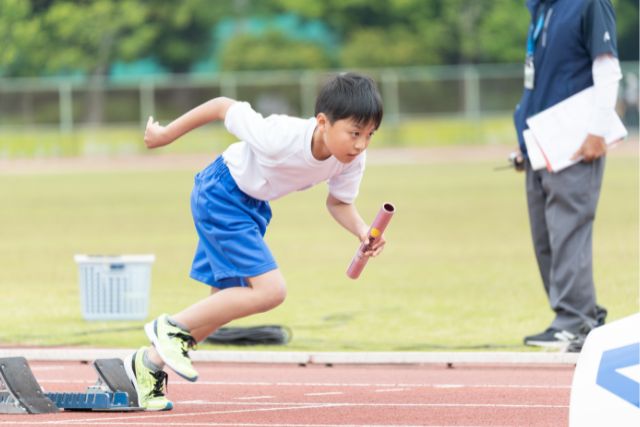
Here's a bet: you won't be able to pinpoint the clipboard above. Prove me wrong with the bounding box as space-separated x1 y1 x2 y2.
525 86 627 172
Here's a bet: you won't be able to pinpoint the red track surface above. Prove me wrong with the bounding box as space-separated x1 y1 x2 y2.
0 361 574 426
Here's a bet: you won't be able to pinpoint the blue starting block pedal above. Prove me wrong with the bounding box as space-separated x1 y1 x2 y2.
0 356 143 413
45 391 136 411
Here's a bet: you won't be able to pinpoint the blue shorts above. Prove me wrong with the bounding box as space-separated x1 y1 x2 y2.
190 156 277 289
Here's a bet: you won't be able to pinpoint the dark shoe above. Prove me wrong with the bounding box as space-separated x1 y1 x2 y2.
566 335 587 353
595 305 607 327
566 319 602 353
524 327 578 348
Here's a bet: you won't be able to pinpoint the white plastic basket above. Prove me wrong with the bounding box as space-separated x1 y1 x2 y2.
74 254 155 321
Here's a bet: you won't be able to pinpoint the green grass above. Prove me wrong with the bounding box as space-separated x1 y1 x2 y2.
0 154 637 351
0 115 517 159
0 125 235 158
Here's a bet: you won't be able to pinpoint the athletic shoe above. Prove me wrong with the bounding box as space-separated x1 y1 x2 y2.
528 307 607 352
595 305 607 327
523 327 578 348
567 311 607 353
145 314 198 382
565 334 588 353
124 348 173 411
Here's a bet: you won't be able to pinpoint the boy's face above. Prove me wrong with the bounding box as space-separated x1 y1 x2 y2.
317 114 377 163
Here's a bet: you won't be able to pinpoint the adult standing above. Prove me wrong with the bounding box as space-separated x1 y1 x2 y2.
513 0 622 350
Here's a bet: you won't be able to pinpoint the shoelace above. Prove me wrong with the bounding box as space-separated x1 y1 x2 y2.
168 331 197 357
150 370 169 398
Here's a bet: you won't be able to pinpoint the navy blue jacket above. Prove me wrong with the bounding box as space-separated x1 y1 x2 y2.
514 0 618 156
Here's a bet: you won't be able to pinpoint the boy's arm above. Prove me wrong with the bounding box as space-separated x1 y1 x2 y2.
144 97 237 149
326 194 386 257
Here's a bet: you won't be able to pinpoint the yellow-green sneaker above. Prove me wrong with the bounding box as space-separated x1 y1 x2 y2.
124 348 173 411
145 314 198 382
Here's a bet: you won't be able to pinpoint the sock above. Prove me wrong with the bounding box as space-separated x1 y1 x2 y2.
142 348 165 372
166 316 190 332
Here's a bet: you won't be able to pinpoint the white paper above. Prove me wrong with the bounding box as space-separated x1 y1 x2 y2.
523 130 547 171
526 86 627 173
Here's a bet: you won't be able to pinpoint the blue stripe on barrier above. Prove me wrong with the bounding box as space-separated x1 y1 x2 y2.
596 343 640 408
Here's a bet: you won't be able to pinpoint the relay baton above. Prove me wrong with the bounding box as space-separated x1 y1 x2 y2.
346 203 395 279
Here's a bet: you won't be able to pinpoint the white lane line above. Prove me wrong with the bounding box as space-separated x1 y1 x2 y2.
82 400 565 407
38 379 93 384
0 422 446 427
304 391 344 396
37 400 567 410
164 380 573 390
30 366 66 371
33 378 572 389
0 401 569 426
236 396 275 400
30 403 343 424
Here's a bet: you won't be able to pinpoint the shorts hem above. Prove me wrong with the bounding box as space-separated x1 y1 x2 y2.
189 273 218 287
190 262 278 288
233 262 279 280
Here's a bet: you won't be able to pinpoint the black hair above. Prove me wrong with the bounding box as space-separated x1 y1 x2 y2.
315 72 383 129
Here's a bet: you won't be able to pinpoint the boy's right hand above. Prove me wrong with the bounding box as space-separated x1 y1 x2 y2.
144 116 171 149
358 228 386 258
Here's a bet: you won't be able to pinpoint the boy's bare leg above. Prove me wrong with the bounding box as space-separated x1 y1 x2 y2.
187 287 220 341
146 269 286 366
182 288 230 343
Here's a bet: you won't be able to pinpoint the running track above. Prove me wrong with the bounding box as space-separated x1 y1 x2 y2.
0 360 574 427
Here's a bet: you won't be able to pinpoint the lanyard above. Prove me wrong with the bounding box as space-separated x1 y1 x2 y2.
526 6 546 57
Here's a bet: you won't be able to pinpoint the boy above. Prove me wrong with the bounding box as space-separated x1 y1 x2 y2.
125 72 385 410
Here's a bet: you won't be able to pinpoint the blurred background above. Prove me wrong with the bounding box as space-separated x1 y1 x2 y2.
0 0 637 157
0 0 637 349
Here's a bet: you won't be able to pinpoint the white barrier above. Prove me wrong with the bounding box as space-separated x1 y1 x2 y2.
569 313 640 426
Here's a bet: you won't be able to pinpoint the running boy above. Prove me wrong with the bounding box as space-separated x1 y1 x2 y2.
125 72 385 410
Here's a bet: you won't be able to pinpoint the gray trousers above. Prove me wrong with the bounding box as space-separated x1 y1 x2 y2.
525 157 605 332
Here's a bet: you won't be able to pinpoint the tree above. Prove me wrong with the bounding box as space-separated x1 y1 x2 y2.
1 0 153 77
275 0 530 67
143 0 233 73
220 30 331 71
614 0 639 61
0 0 155 123
476 1 529 63
1 0 636 77
0 0 44 76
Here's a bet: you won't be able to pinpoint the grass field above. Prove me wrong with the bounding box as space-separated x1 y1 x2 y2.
0 146 637 351
0 115 517 159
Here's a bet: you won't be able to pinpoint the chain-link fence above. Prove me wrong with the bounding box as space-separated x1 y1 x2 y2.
1 63 637 132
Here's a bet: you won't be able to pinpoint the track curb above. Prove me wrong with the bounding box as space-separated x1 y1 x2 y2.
0 348 578 365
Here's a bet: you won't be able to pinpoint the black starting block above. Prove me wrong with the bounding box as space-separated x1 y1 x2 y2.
0 357 143 413
92 358 140 408
0 357 56 414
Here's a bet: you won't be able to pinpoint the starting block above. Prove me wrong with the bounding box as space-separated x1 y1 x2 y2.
0 357 56 414
92 358 140 408
0 357 143 413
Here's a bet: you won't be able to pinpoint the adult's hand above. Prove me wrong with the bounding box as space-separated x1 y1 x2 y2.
572 134 607 162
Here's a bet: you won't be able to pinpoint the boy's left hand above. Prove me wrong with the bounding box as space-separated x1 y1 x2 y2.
359 230 386 258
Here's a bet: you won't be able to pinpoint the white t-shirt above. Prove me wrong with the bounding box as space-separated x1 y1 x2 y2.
222 101 366 203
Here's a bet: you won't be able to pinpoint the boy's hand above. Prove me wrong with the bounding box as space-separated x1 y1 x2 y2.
359 229 386 258
144 116 171 149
